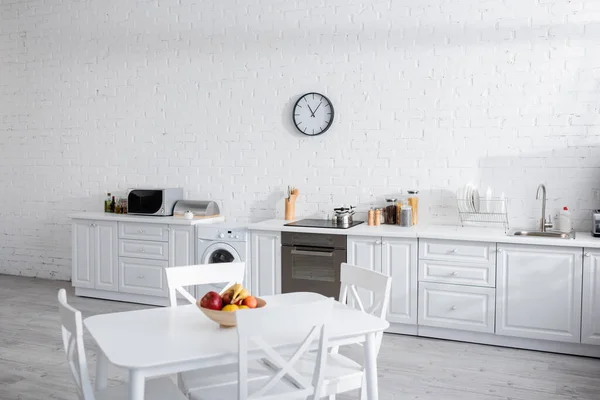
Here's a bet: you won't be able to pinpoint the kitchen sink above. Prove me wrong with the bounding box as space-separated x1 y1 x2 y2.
507 229 576 239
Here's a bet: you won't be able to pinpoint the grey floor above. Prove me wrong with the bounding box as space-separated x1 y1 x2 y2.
1 275 599 400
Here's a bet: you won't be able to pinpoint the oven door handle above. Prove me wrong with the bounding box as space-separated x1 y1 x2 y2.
290 249 334 257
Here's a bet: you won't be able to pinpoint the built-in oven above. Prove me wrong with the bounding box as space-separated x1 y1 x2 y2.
281 232 346 300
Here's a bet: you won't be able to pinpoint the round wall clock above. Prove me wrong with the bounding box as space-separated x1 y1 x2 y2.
292 92 334 136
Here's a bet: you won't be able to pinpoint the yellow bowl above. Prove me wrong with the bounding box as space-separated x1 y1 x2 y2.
197 298 267 327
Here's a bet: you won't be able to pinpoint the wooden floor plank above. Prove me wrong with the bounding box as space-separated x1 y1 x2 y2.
1 274 599 400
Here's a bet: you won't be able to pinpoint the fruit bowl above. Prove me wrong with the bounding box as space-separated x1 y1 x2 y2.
197 298 267 328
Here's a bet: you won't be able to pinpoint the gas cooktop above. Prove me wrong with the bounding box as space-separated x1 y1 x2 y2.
284 219 364 229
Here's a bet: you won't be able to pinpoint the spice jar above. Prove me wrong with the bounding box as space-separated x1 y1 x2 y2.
384 198 397 224
368 209 375 226
400 205 413 227
374 209 381 226
407 190 419 225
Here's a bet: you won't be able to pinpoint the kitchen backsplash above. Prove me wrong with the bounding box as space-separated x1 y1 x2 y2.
2 0 600 279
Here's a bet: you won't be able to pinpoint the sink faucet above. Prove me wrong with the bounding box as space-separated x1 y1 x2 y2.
536 184 553 232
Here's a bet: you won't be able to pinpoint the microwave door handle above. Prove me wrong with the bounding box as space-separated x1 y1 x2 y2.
290 249 334 257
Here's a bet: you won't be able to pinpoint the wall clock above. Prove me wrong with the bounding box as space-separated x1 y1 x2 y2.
292 92 334 136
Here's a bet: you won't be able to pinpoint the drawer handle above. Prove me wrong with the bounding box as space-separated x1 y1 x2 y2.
585 252 591 257
139 248 145 251
451 306 456 311
450 249 458 253
139 229 144 233
452 272 458 277
137 275 144 279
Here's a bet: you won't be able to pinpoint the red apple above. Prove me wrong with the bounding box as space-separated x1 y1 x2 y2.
200 291 223 310
221 291 233 305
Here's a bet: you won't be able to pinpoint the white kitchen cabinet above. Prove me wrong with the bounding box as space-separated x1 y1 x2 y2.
169 225 195 268
582 249 600 345
418 282 495 333
496 244 583 343
347 236 418 325
382 238 418 324
251 231 281 297
72 220 118 291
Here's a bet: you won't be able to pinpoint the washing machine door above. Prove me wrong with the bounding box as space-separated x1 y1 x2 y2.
196 243 242 296
201 242 242 264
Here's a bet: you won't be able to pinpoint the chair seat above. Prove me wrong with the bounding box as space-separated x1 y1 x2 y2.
182 360 288 398
186 362 299 400
296 353 364 396
95 377 188 400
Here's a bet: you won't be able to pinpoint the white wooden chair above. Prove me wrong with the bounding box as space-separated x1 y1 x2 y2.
57 289 187 400
287 263 393 400
165 262 246 306
165 262 246 397
187 298 334 400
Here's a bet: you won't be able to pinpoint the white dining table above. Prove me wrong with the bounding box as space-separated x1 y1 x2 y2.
84 292 389 400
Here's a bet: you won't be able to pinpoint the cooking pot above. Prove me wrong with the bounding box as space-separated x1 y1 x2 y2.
332 206 355 226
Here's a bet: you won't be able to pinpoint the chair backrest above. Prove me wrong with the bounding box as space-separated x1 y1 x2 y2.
165 262 246 306
339 263 392 319
235 298 333 400
57 289 95 400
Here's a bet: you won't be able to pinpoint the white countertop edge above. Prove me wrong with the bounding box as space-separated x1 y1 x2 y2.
247 219 600 249
70 212 225 225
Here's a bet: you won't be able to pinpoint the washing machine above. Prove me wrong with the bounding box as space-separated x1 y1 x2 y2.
195 224 250 296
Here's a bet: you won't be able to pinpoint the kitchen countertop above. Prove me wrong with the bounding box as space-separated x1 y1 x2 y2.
248 219 600 249
70 212 225 226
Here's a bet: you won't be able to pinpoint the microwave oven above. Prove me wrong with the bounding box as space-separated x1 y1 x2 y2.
127 188 183 216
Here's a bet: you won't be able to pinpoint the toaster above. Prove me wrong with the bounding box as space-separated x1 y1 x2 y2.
593 210 600 237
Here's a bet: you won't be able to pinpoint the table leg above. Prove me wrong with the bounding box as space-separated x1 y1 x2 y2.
364 332 379 400
95 347 108 391
129 369 145 400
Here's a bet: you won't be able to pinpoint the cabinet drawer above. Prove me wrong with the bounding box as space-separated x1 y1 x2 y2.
118 258 168 297
419 260 495 287
419 239 495 264
418 282 495 333
119 240 169 260
119 223 169 242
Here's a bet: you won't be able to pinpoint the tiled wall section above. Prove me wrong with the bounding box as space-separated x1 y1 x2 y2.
2 0 600 279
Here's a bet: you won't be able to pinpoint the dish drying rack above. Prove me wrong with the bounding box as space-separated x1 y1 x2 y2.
457 198 509 232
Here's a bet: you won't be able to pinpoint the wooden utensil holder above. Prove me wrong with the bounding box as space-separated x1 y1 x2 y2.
285 199 296 221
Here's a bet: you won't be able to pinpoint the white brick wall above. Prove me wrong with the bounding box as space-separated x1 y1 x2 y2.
2 0 600 279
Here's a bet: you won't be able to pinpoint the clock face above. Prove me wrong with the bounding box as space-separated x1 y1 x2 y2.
292 92 334 136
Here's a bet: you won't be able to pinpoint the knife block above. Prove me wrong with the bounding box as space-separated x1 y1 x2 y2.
284 199 295 221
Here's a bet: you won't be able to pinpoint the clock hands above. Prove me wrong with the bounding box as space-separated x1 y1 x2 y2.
313 102 323 114
307 104 316 118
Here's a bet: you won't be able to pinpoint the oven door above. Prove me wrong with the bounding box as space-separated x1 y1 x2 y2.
281 245 345 300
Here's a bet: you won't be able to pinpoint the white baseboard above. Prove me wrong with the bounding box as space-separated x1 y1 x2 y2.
75 287 170 307
416 326 600 358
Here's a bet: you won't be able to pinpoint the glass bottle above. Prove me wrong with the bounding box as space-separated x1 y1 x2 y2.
104 193 112 212
110 196 116 213
384 198 397 224
407 190 419 225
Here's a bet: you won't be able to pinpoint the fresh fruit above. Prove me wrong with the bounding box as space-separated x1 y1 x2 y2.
199 291 223 311
238 305 249 309
232 288 250 303
221 304 239 312
242 296 258 309
221 291 233 305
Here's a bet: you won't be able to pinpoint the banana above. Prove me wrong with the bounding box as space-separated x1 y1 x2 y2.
234 289 250 302
230 283 243 301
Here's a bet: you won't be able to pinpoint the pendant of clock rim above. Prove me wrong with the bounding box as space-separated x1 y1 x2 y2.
292 92 334 136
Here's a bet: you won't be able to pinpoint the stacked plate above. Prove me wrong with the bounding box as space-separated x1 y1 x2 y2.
457 184 480 213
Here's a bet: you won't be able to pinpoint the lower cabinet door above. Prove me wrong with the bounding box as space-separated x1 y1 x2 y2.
418 282 495 333
119 258 168 297
583 250 600 345
496 244 582 343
